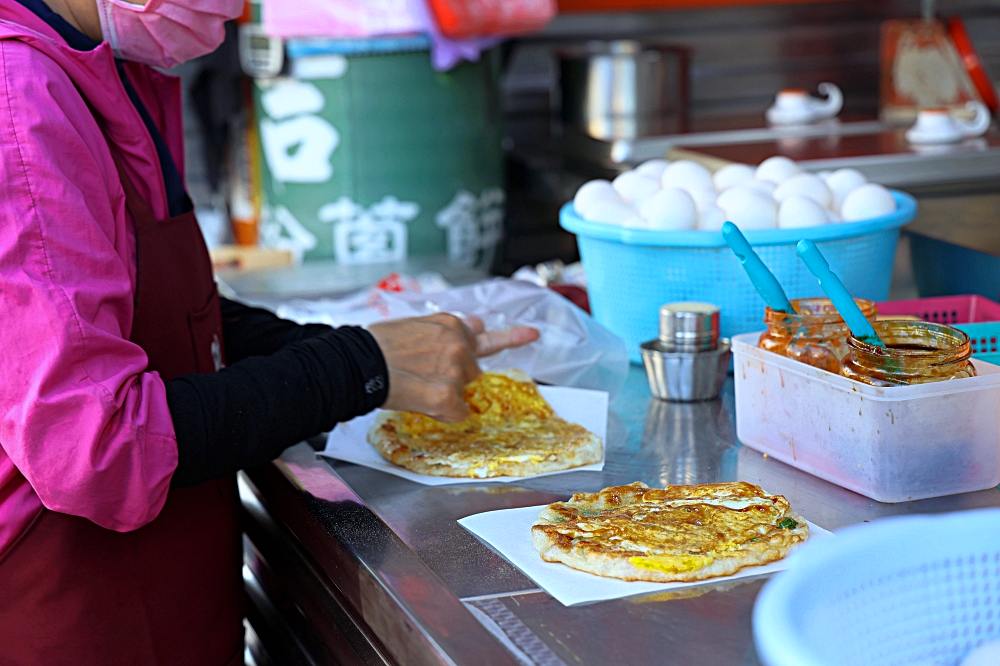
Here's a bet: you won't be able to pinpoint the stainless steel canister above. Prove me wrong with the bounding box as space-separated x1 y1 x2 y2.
641 302 730 402
556 40 689 140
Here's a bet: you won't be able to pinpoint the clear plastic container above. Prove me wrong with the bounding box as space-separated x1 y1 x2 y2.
733 332 1000 503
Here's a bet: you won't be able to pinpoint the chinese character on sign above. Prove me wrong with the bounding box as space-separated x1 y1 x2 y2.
259 205 319 262
259 79 340 183
319 196 419 265
435 188 506 267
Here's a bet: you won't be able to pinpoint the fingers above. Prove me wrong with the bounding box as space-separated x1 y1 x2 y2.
475 326 540 357
428 312 479 348
426 312 539 358
447 336 482 385
461 314 485 336
456 316 485 378
429 314 481 383
372 312 538 422
430 312 485 341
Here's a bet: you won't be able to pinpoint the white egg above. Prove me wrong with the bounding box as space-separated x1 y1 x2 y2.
755 155 801 184
778 195 831 228
582 198 638 225
740 178 778 196
638 187 697 230
661 160 714 192
573 179 620 216
961 639 1000 666
841 183 896 221
717 186 778 229
634 159 670 179
612 171 661 204
824 168 868 211
712 163 755 191
621 215 653 229
698 205 728 231
683 186 718 213
817 170 833 180
774 173 833 208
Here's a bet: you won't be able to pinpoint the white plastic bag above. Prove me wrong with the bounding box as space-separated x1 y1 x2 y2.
278 278 629 396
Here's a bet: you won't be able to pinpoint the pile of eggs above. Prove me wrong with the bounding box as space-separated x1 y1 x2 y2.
572 156 898 231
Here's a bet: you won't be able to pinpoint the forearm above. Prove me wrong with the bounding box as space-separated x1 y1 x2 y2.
220 297 332 362
166 326 387 486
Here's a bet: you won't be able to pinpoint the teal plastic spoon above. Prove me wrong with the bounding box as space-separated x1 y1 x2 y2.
795 240 885 348
722 222 796 314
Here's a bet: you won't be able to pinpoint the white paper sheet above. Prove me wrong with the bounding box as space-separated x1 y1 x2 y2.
458 504 832 606
321 386 608 486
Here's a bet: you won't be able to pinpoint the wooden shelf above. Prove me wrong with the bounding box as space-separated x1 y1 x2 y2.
210 245 294 272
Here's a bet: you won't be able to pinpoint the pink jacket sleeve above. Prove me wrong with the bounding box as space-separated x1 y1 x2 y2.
0 41 178 531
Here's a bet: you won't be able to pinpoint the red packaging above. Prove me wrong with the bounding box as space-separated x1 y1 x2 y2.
428 0 556 40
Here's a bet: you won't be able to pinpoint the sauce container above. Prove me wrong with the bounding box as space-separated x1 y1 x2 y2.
758 298 877 374
733 332 1000 502
842 320 977 386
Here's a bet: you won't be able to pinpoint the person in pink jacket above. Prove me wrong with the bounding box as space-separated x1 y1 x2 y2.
0 0 537 663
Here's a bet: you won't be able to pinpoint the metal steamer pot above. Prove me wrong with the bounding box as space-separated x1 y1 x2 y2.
556 39 689 140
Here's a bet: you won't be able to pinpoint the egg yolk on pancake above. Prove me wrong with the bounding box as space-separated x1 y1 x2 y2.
383 372 594 477
540 483 804 569
395 372 554 436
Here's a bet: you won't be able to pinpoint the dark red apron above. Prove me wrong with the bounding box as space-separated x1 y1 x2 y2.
0 134 243 662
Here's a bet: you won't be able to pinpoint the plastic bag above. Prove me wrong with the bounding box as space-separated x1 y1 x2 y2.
278 278 629 396
407 0 500 72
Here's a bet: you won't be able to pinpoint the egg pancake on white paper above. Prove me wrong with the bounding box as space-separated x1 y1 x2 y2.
368 370 602 478
532 481 808 583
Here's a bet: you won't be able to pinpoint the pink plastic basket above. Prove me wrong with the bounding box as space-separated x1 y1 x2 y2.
876 294 1000 324
877 295 1000 365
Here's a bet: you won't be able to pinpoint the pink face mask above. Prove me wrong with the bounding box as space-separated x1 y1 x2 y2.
96 0 244 69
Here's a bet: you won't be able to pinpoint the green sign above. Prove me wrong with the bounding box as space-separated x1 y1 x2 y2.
253 47 504 267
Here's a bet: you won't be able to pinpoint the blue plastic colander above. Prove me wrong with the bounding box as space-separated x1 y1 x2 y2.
753 510 1000 666
560 191 917 362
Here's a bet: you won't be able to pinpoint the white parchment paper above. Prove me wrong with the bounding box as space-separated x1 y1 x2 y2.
322 386 607 486
459 504 832 606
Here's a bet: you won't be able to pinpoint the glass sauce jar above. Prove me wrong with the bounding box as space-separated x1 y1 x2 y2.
758 298 877 374
842 320 977 386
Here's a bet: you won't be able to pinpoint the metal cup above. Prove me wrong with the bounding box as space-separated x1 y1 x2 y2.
641 339 730 402
658 302 720 352
642 301 729 402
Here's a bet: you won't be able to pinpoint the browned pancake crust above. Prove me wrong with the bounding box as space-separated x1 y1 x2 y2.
531 481 808 582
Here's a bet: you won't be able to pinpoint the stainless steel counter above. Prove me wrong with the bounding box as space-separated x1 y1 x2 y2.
242 367 1000 665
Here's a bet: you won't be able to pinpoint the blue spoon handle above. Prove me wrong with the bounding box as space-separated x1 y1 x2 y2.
722 222 796 314
795 240 885 347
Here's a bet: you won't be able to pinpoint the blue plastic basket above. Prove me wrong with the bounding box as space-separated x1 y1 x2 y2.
754 510 1000 666
877 295 1000 367
560 191 917 362
957 322 1000 366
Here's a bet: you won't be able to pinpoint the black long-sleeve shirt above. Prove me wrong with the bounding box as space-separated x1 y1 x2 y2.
167 299 388 486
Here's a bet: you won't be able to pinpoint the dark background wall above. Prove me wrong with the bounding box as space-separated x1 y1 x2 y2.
504 1 1000 119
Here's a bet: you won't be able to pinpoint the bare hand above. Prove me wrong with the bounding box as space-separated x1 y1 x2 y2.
368 313 539 421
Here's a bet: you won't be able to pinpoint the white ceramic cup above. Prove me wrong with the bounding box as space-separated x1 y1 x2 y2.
905 102 991 145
